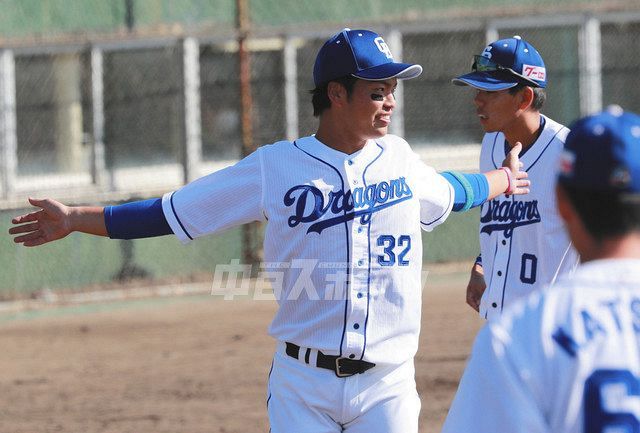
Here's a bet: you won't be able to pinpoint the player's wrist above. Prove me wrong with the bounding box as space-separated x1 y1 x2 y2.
68 206 107 236
66 206 84 233
499 167 515 195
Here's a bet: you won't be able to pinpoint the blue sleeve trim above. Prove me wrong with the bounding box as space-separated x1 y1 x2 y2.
442 172 489 212
475 254 482 266
104 198 173 239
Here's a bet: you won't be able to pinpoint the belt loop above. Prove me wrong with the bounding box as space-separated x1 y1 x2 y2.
309 349 319 367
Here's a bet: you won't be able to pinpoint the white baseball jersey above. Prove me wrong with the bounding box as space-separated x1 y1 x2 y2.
161 134 454 365
478 115 579 320
442 258 640 433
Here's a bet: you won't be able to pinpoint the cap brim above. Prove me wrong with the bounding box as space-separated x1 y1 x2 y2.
354 62 423 81
452 71 519 91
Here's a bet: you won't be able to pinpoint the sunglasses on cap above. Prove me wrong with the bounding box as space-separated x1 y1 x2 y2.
471 55 542 88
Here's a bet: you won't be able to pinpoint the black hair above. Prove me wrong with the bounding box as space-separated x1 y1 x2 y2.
559 184 640 242
508 82 546 110
310 75 359 117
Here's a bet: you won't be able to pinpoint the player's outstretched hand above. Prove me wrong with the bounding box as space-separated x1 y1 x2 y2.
9 198 73 247
502 142 530 195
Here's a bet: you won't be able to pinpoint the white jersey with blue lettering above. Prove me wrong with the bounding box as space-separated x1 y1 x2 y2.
161 134 454 365
442 258 640 433
478 115 579 320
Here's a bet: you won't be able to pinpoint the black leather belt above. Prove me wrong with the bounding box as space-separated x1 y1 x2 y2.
285 342 376 378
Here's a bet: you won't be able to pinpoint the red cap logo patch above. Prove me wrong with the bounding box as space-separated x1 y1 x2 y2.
522 64 546 82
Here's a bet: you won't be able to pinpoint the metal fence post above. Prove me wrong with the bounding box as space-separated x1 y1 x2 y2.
183 37 202 183
0 49 17 199
91 46 109 189
386 30 405 138
579 15 602 116
485 24 499 45
283 36 299 141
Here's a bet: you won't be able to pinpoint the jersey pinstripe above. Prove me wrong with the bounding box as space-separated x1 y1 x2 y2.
442 259 640 433
478 115 579 320
161 134 454 365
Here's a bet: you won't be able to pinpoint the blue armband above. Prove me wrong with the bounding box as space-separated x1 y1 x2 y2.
441 171 489 212
104 198 173 239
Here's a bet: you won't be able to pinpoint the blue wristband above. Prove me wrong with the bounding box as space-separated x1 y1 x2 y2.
444 171 474 211
442 171 490 212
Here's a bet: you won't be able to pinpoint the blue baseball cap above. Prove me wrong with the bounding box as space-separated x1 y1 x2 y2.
558 105 640 200
452 36 547 91
313 29 423 87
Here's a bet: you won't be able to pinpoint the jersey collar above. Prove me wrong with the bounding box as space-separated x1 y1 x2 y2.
492 115 566 171
296 135 382 167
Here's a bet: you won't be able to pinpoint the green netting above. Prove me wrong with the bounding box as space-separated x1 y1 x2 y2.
0 0 631 39
1 208 242 296
1 207 478 297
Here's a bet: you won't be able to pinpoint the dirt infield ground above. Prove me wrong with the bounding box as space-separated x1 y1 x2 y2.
0 267 483 433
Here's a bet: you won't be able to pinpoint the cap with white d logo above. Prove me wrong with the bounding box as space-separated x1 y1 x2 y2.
313 28 423 86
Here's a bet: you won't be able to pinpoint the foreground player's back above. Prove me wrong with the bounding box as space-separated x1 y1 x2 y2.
460 260 640 433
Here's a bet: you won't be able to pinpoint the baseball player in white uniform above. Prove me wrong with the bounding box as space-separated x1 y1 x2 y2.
9 29 530 432
452 35 579 320
442 106 640 433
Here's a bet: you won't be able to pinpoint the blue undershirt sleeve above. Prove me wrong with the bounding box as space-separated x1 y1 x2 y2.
441 171 490 212
104 198 173 239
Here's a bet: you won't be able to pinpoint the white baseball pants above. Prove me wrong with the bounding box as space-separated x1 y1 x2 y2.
267 342 420 433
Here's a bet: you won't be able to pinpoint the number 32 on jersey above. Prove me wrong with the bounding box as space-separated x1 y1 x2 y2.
377 235 411 266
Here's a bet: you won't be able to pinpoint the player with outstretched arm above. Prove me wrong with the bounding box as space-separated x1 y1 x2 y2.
452 36 579 319
10 29 529 432
442 106 640 433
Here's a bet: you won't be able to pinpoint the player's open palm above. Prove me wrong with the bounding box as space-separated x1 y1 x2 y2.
9 198 73 247
503 142 530 195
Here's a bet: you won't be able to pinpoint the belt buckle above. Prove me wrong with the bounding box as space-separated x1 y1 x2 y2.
335 357 355 378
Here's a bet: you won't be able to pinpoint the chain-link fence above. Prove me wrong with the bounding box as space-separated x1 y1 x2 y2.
2 3 640 295
3 11 640 202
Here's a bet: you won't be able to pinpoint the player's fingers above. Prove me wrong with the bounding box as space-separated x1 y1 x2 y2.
466 296 480 312
510 142 523 157
8 222 39 235
13 230 44 244
512 187 531 195
28 197 48 208
515 170 529 180
23 237 49 247
516 179 531 187
28 197 63 215
11 210 43 224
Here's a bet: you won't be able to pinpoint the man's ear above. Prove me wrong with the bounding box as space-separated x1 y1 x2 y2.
327 81 347 107
518 86 535 111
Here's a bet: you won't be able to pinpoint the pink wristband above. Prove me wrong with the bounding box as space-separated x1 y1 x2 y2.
500 167 515 194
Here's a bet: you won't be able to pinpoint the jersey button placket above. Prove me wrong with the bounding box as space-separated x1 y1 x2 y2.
346 161 367 358
489 235 509 316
